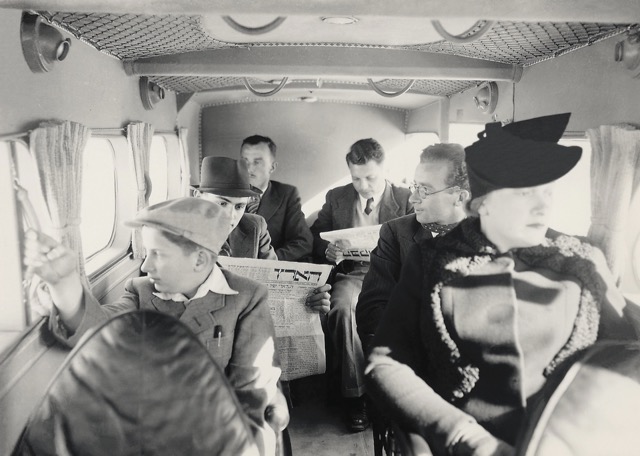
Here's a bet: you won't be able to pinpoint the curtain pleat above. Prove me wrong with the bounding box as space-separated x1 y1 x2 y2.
29 120 91 287
178 127 191 196
127 122 154 258
587 124 640 281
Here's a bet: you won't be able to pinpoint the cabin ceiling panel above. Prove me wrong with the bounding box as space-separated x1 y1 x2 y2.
8 0 640 22
147 76 482 97
31 10 637 105
41 11 630 66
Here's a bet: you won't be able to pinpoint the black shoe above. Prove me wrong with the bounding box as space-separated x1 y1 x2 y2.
346 396 369 433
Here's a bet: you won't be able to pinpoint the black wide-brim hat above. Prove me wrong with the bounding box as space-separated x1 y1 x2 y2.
195 156 261 197
464 113 582 199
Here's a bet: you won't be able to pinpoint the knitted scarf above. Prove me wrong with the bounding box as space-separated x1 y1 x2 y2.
418 218 606 402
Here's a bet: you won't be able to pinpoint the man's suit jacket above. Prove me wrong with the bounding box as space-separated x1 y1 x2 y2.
256 180 313 262
355 214 433 341
225 213 277 260
310 181 413 261
49 270 280 455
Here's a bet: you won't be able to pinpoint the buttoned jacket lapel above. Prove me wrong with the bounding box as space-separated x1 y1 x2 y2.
257 182 281 224
378 182 403 223
228 217 256 258
180 294 227 335
332 185 359 229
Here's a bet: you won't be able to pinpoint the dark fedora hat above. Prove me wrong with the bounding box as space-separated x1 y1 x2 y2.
196 156 260 197
464 112 582 200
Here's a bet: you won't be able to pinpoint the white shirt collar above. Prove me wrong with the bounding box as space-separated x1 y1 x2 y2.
152 264 238 302
358 182 387 214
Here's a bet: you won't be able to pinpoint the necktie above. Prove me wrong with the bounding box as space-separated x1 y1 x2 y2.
246 194 261 214
364 197 374 215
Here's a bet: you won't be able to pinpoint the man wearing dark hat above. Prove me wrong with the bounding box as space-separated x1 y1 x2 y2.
365 113 640 456
241 135 313 261
196 156 277 260
24 198 287 456
196 156 332 316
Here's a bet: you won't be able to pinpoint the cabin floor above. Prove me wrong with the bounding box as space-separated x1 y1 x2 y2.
286 375 375 456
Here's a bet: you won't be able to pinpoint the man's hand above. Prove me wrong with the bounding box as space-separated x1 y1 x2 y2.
325 239 351 264
306 284 331 315
24 230 77 284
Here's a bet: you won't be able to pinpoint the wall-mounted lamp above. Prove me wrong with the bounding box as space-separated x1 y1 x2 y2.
139 76 165 110
20 12 71 73
615 30 640 79
473 82 499 114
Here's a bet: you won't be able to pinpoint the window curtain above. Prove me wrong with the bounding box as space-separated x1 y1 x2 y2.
178 127 192 196
29 120 91 287
587 124 640 281
127 122 154 259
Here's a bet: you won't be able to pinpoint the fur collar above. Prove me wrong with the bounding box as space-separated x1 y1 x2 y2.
419 218 604 401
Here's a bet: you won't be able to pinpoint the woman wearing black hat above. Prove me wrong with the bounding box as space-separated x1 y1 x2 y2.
365 114 640 456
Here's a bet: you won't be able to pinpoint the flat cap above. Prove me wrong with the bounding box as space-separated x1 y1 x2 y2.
464 112 582 199
125 197 232 253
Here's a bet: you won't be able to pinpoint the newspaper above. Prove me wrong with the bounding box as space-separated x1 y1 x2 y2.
319 224 382 258
217 256 333 381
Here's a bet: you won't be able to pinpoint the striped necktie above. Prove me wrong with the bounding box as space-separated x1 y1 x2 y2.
246 195 261 214
364 197 374 215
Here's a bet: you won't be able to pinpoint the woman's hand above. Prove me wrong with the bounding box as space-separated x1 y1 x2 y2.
450 422 515 456
305 284 331 315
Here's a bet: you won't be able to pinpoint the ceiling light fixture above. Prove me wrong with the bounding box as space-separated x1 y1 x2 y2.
320 16 358 25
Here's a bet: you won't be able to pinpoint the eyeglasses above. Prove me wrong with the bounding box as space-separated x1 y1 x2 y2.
409 182 458 199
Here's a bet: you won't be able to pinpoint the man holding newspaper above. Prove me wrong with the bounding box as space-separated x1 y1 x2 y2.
310 138 413 432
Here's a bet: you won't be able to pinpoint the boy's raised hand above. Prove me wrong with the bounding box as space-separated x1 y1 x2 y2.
24 230 84 329
24 230 77 285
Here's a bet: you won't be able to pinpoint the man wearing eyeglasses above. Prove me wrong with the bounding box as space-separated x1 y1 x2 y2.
356 143 470 350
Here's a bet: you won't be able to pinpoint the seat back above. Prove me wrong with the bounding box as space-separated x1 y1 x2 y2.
12 310 259 456
516 341 640 456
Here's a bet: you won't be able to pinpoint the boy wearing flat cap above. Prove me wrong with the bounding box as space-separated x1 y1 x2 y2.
195 156 277 260
366 113 640 456
24 197 285 456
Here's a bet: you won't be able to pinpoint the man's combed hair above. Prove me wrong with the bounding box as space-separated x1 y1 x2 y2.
420 143 470 192
345 138 385 165
242 135 277 158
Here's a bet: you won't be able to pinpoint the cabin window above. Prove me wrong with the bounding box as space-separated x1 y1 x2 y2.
149 133 186 204
148 136 169 205
387 132 440 185
80 137 117 259
0 141 28 341
449 123 484 149
82 135 138 278
549 138 592 236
